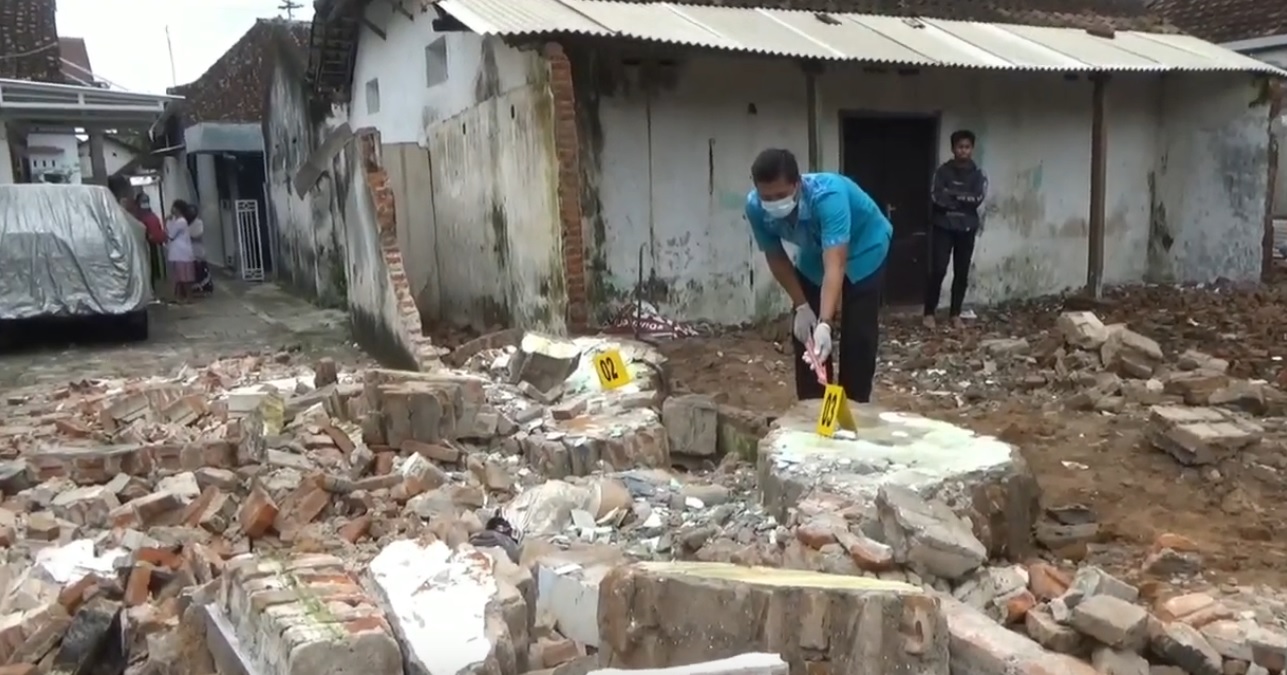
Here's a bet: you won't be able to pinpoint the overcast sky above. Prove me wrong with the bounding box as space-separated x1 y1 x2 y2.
55 0 313 95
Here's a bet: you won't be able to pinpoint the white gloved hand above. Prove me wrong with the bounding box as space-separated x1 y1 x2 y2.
812 322 833 361
791 303 818 345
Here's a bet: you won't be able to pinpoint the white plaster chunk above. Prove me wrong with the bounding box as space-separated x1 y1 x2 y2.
589 652 789 675
33 538 127 586
369 539 499 675
534 555 620 648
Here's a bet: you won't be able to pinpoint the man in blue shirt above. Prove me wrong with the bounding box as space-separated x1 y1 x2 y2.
746 148 891 403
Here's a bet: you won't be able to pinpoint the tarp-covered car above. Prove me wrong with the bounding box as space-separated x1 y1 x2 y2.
0 184 151 339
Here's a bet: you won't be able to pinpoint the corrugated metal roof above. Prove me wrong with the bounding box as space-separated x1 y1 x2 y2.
434 0 1287 74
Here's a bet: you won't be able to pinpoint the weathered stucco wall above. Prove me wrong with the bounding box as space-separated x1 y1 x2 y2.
1 125 16 184
343 138 421 370
264 55 348 307
349 3 565 332
1150 72 1269 283
572 47 1190 324
1243 45 1287 217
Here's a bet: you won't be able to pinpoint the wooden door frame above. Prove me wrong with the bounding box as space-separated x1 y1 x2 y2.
836 109 941 187
837 110 942 306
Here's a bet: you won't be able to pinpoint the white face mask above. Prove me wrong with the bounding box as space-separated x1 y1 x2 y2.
762 194 797 219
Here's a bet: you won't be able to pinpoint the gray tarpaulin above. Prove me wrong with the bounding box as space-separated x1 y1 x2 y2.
0 184 151 320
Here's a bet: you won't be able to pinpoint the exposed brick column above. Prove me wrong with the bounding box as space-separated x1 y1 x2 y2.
355 130 442 370
545 42 589 333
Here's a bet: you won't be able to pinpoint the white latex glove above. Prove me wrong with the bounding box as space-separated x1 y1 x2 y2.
812 323 833 361
791 303 818 345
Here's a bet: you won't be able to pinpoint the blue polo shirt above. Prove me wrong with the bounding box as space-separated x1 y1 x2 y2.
746 172 892 286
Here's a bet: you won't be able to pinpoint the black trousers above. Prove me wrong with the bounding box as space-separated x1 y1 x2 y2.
924 227 977 317
792 266 884 403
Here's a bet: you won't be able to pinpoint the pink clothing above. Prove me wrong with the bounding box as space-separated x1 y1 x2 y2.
168 261 196 283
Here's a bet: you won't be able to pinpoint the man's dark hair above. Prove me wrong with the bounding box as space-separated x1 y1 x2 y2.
950 130 976 146
751 148 801 184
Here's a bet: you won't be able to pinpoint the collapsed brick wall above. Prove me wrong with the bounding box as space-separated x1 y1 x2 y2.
355 132 442 370
545 42 590 333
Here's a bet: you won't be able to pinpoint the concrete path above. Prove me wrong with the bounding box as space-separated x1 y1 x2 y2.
0 279 368 390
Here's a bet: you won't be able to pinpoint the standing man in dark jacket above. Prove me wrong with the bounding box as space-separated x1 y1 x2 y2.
924 129 987 328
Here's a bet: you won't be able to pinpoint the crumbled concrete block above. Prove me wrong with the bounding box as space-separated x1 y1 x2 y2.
876 485 987 581
508 333 582 393
1070 595 1148 650
1148 620 1222 675
1146 405 1262 466
1025 606 1083 653
662 394 719 457
50 486 120 528
938 594 1097 675
758 400 1038 560
598 561 949 674
1065 566 1139 604
1057 311 1110 349
527 408 670 477
1090 646 1149 675
1102 328 1164 378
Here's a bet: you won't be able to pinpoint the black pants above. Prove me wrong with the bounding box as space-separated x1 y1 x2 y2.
924 227 977 317
792 266 884 403
148 243 164 285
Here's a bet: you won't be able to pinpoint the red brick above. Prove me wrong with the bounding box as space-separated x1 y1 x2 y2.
337 515 372 543
238 484 278 538
274 481 331 537
135 547 183 570
124 563 154 606
57 575 100 613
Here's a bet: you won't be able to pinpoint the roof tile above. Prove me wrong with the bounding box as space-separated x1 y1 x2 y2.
0 0 64 83
168 19 311 126
1151 0 1286 44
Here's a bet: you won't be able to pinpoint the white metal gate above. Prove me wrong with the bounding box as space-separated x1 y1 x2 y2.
234 199 265 281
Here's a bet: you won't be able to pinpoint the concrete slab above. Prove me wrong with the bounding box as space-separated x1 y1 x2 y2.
758 401 1039 559
598 561 949 675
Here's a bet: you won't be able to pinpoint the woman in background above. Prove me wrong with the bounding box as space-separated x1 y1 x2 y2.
134 193 167 294
185 203 214 295
166 200 195 302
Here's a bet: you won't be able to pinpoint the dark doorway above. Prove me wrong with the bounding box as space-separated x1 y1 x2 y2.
840 114 938 305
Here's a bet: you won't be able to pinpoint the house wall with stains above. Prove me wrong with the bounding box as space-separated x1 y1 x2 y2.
348 4 565 332
572 45 1265 323
1242 45 1287 217
1150 72 1268 283
264 53 348 307
0 125 14 184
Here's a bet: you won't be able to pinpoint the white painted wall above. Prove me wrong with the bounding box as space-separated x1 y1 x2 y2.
1151 72 1267 283
26 132 81 184
0 125 14 184
1241 43 1287 218
194 153 227 267
348 2 536 143
159 155 196 210
77 140 138 180
349 4 565 331
578 50 1266 324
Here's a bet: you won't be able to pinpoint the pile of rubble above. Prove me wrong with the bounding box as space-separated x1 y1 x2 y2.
0 317 1285 675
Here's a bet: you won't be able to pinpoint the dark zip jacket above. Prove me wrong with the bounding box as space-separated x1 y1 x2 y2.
931 159 988 232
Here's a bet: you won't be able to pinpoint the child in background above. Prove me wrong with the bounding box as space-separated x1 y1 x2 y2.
166 200 195 302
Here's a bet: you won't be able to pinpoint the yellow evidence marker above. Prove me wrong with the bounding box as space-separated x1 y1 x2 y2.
593 349 632 390
815 384 856 437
